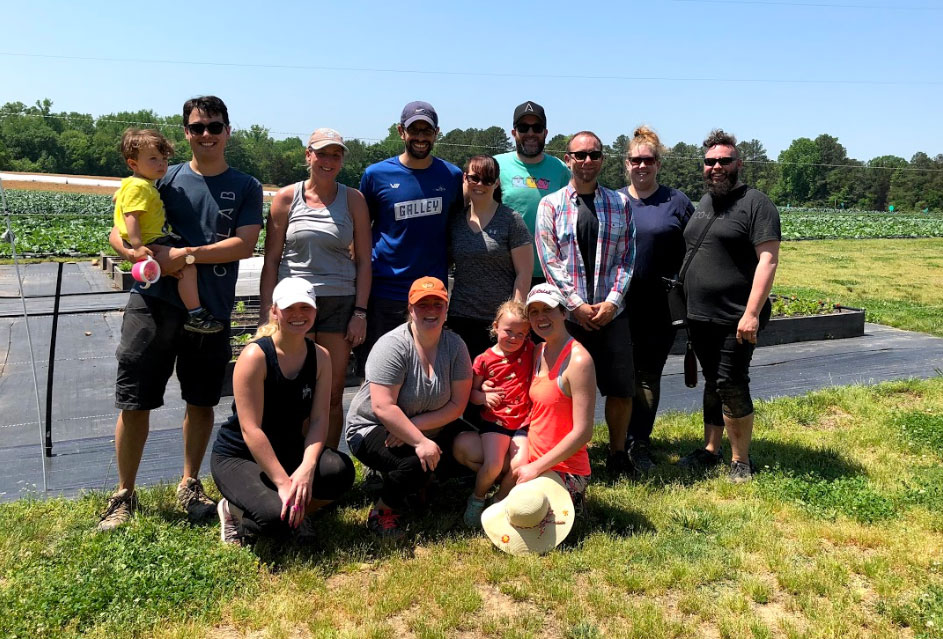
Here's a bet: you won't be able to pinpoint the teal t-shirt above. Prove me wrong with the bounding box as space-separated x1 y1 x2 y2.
495 152 571 277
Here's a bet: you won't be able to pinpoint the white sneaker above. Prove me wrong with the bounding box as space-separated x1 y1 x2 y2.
217 498 243 545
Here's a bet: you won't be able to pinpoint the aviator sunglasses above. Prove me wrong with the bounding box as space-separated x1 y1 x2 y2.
465 173 496 186
704 157 738 167
186 121 226 135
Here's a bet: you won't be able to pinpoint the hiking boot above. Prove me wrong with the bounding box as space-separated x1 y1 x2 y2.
217 498 243 546
627 440 656 474
463 495 487 528
367 507 404 539
97 488 138 532
729 459 756 484
177 477 217 522
677 447 724 469
184 309 224 334
606 450 634 478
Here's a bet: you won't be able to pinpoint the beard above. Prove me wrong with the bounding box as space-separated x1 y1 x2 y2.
516 137 545 158
406 139 433 160
705 167 739 198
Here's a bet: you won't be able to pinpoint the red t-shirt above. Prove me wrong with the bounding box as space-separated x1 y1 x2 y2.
472 340 535 431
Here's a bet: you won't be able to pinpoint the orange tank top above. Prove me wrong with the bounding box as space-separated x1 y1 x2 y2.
527 339 591 476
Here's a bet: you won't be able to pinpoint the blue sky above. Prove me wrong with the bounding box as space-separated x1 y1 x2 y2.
2 0 941 162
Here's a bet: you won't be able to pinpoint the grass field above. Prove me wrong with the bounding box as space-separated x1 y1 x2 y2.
2 378 943 639
776 238 943 337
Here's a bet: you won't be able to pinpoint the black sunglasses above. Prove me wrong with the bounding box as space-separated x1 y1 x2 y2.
704 157 738 167
465 173 496 186
628 156 658 167
569 150 603 161
405 125 436 136
515 123 545 134
186 122 226 135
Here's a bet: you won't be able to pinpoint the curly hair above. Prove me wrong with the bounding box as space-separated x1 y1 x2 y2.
119 128 173 161
703 129 738 155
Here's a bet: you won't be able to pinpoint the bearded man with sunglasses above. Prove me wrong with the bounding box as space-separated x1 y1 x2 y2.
100 96 263 531
677 130 780 484
536 131 637 477
495 101 570 287
355 101 464 371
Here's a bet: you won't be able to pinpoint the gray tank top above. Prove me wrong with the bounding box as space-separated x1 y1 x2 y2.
278 181 356 296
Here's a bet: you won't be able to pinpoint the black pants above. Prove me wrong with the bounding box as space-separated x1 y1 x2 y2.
354 295 408 376
211 449 355 538
626 284 678 444
351 421 474 511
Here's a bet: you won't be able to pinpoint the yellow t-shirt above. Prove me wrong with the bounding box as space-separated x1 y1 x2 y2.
113 176 170 245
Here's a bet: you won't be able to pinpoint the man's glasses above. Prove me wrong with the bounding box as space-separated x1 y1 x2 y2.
186 122 226 135
515 123 545 134
405 125 436 137
465 174 496 186
568 150 603 161
704 157 737 167
628 156 657 167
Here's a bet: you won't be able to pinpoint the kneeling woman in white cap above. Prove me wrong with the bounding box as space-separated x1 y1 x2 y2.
514 283 595 513
211 278 355 544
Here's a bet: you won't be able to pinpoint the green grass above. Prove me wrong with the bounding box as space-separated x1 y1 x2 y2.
775 238 943 337
4 378 943 638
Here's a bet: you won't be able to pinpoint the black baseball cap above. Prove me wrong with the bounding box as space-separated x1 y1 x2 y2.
400 101 438 128
513 101 547 127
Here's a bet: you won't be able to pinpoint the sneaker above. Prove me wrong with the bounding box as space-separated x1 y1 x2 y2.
177 477 217 522
367 507 404 539
627 440 655 474
677 447 724 469
97 488 138 532
729 459 756 484
463 495 487 528
184 309 224 334
217 498 243 546
362 467 384 496
606 450 634 478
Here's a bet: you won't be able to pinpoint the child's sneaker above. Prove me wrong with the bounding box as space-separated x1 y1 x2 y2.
463 495 487 528
184 309 224 334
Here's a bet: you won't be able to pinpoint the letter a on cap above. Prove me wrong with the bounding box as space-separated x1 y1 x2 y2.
524 103 535 112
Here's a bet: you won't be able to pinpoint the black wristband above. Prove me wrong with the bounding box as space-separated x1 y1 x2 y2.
354 306 368 314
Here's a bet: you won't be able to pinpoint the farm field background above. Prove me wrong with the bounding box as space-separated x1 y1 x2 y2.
2 187 943 258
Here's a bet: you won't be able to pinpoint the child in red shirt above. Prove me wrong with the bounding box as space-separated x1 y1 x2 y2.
464 301 534 526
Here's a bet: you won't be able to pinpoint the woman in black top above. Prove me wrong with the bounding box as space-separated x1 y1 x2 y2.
211 277 354 544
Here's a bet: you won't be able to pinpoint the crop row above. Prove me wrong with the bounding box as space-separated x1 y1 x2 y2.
780 213 943 240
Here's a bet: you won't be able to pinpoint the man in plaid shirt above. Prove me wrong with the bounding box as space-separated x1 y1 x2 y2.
536 130 637 477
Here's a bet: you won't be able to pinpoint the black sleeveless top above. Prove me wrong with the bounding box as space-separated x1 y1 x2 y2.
212 335 319 468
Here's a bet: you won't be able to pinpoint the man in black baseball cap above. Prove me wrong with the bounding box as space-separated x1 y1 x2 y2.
496 101 570 285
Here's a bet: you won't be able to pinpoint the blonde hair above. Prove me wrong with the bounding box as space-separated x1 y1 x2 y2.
252 308 279 340
489 299 528 339
120 128 174 161
627 125 665 162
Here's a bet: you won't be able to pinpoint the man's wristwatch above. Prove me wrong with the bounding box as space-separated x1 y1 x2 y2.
185 254 196 265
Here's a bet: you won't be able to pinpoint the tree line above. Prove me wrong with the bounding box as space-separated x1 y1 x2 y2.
2 99 941 212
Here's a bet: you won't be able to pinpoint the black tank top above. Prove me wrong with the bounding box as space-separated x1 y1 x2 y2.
212 335 319 467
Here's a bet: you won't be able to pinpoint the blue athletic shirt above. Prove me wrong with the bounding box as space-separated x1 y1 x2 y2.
135 162 263 320
359 156 463 301
618 185 694 284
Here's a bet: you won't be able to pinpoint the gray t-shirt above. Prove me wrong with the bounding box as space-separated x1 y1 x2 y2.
345 323 472 452
448 203 532 321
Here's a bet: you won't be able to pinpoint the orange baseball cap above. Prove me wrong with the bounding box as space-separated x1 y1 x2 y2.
408 276 449 304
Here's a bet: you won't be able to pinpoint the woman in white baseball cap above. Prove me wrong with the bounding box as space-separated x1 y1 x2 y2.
210 277 355 545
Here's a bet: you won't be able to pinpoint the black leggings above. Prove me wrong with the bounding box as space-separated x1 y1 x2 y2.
211 448 355 538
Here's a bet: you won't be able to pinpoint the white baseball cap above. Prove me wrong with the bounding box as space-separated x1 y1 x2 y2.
272 278 317 310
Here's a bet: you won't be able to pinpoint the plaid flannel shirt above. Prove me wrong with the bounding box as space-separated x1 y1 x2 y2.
536 183 635 313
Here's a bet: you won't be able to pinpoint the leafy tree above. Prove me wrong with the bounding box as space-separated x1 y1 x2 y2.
737 139 778 195
775 137 820 205
660 142 702 200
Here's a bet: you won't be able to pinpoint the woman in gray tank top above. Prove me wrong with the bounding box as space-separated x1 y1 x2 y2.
260 128 372 448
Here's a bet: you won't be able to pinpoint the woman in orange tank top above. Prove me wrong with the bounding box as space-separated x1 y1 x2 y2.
514 284 596 510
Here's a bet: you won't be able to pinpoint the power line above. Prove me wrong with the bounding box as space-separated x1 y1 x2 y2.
1 50 940 87
3 112 943 173
670 0 940 10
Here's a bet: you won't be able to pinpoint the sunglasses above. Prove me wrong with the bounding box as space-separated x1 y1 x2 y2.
465 173 496 186
568 150 603 161
515 123 545 134
405 125 436 136
628 156 658 167
186 121 226 135
704 157 738 167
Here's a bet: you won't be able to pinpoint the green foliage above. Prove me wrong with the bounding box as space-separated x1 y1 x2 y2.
884 585 943 639
781 211 943 240
756 472 898 523
890 411 943 455
770 295 838 317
